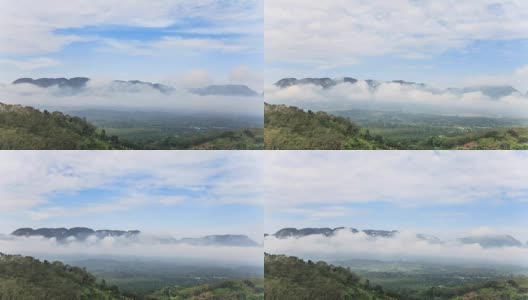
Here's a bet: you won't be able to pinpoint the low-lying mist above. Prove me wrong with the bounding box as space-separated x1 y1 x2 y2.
265 82 528 118
265 230 528 267
0 80 262 116
0 234 263 266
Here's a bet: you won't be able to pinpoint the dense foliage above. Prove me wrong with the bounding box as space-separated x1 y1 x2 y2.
147 278 264 300
142 128 264 150
0 103 263 149
0 103 128 150
265 254 399 300
430 128 528 150
264 104 391 150
0 253 132 300
265 253 528 300
265 103 528 150
0 253 264 300
451 277 528 300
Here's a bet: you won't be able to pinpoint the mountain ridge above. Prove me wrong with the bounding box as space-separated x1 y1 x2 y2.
12 77 259 97
269 227 525 248
274 77 523 98
10 227 260 247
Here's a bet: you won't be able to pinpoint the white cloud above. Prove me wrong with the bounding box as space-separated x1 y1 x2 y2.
265 81 528 117
229 65 263 92
463 65 528 92
263 151 528 209
265 0 528 67
181 69 214 88
97 36 257 57
265 230 528 266
0 235 262 265
282 206 352 221
0 0 262 55
0 58 61 70
0 152 263 219
0 80 263 114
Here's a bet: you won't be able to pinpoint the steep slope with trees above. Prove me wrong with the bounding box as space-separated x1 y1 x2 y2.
265 254 400 300
264 103 528 150
264 104 392 150
0 103 128 150
0 253 133 300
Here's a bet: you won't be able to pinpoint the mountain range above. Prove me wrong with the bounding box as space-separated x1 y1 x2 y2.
10 227 260 247
12 77 260 97
11 227 140 240
189 84 259 96
274 77 525 98
267 227 525 248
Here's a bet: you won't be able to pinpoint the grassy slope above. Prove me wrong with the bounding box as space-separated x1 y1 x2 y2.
0 253 132 300
265 103 528 150
264 103 391 150
147 278 264 300
0 103 127 150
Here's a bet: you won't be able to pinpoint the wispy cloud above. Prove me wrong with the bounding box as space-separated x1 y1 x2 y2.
0 0 262 55
0 57 61 70
265 0 528 67
0 152 263 226
264 151 528 209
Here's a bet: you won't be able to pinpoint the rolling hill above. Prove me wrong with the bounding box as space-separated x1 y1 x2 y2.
264 103 528 150
0 103 129 150
264 103 392 150
265 253 400 300
264 253 528 300
0 252 133 300
0 103 263 150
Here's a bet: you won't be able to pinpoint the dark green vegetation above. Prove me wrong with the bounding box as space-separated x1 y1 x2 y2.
147 278 264 300
67 109 264 150
265 253 528 300
265 253 399 300
0 103 129 149
264 104 392 150
335 259 528 300
0 253 132 300
0 103 263 149
331 109 528 150
0 253 264 300
67 258 263 297
264 103 528 150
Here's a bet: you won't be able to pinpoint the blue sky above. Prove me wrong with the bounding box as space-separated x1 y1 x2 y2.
265 0 528 90
0 0 263 89
265 151 528 241
0 152 263 240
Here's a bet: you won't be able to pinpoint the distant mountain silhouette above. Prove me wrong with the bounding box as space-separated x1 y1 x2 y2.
274 77 521 98
270 227 524 248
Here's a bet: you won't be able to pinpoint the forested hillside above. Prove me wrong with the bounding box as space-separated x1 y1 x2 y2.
0 103 263 150
264 253 528 300
0 253 133 300
147 278 264 300
264 104 392 150
0 103 128 150
430 128 528 150
264 254 399 300
264 103 528 150
152 128 264 150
